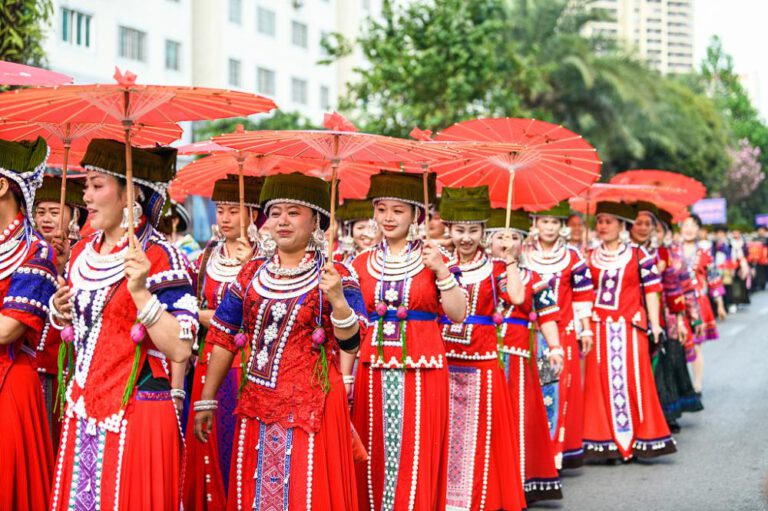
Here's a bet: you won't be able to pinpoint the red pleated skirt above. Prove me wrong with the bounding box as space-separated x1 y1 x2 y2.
353 363 449 511
183 345 241 511
694 293 719 345
0 354 53 511
583 318 677 461
446 358 526 511
227 369 358 510
503 352 563 503
51 391 182 511
560 330 586 469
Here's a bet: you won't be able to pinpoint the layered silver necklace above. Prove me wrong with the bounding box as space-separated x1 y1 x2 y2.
206 243 242 283
525 239 569 275
591 241 632 271
250 251 321 299
367 240 424 281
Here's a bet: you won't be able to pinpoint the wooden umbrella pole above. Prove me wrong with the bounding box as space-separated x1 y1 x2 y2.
585 188 591 250
237 154 246 240
505 169 516 230
421 163 430 242
327 160 339 262
124 121 136 248
57 125 72 236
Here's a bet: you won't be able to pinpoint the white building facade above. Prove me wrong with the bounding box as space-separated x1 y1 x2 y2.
41 0 386 123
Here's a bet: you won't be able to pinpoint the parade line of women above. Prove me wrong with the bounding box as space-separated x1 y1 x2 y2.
0 136 724 510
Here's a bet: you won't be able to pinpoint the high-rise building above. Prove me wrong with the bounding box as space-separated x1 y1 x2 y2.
41 0 385 123
584 0 695 75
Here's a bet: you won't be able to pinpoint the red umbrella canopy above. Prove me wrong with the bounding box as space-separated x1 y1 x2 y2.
0 119 182 151
434 118 601 210
609 169 706 207
173 152 319 198
0 68 277 125
0 60 72 86
569 183 666 215
213 112 457 165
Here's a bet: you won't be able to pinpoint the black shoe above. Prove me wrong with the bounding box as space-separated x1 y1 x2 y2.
667 420 681 433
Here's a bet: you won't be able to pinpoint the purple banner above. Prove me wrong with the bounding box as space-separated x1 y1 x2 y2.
755 214 768 227
692 198 727 225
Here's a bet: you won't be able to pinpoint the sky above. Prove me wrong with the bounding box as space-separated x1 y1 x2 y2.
694 0 767 120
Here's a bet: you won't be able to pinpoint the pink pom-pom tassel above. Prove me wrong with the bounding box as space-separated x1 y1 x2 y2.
375 302 387 317
61 325 75 344
234 332 248 348
130 323 147 344
492 312 504 326
396 306 408 320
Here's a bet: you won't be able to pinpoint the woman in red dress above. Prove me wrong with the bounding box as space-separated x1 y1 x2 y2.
33 176 87 452
488 208 564 503
50 139 198 510
183 175 261 510
195 173 365 510
524 202 595 470
352 170 467 511
583 201 676 462
438 186 526 511
676 214 726 394
0 137 58 510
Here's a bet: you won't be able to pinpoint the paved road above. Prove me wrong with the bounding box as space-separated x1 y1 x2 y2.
538 291 768 511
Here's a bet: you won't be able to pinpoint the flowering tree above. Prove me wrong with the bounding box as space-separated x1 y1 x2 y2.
722 139 764 202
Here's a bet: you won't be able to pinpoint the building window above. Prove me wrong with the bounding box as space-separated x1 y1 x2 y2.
257 67 276 95
229 0 242 24
291 78 308 104
257 7 276 36
291 21 308 48
229 59 242 87
320 85 331 110
118 26 146 61
61 8 92 48
165 40 181 71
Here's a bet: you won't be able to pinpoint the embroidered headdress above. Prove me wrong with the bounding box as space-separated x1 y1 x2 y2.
439 185 491 224
260 172 331 229
0 137 48 221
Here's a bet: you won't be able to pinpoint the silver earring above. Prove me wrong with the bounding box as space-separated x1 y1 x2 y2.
247 222 259 244
261 231 277 258
211 224 223 242
120 201 142 229
310 215 327 253
68 209 81 241
529 226 540 240
619 229 631 243
407 220 419 241
559 226 571 241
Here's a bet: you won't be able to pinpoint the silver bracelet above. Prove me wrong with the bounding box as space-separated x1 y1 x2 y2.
137 294 160 324
545 346 565 357
171 388 186 400
436 274 458 291
193 399 218 411
580 330 594 337
331 310 358 329
342 374 355 385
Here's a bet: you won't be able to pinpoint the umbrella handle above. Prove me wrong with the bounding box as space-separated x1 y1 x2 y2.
505 170 516 230
238 157 246 241
327 162 339 262
124 124 137 249
422 166 430 242
57 141 71 236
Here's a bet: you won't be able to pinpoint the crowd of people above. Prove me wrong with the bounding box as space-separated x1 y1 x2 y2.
0 135 763 510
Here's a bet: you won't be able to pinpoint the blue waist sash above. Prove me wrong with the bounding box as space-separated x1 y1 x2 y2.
368 310 438 322
439 315 529 327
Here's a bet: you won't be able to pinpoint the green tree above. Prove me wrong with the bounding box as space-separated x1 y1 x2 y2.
0 0 53 65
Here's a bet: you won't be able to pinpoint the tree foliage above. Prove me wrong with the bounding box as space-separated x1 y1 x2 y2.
0 0 52 65
326 0 766 224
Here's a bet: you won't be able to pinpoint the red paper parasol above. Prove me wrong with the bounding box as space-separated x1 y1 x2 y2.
0 68 277 242
0 60 72 86
569 183 663 215
214 112 458 257
609 169 706 207
434 118 601 227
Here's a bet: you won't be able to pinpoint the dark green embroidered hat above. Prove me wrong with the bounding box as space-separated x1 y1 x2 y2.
366 170 436 212
657 207 673 226
81 138 177 184
595 201 635 223
529 201 571 219
260 172 331 228
212 174 263 208
633 200 659 221
336 199 373 223
439 186 491 224
486 207 530 233
0 137 49 219
35 176 86 209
